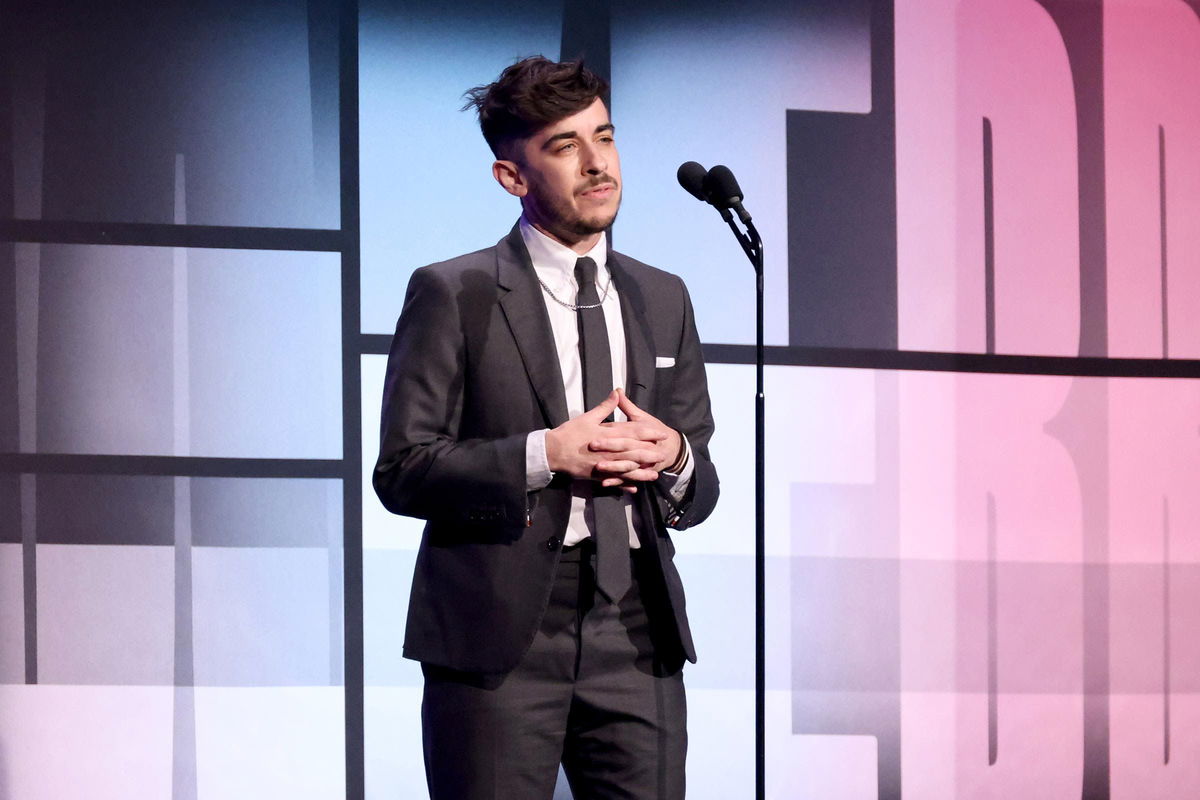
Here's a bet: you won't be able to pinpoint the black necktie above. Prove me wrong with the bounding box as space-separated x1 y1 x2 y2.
575 256 631 603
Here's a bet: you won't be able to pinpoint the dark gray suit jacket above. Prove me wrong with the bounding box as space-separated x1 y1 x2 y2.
373 225 719 674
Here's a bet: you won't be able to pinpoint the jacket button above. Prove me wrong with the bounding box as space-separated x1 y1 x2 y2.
546 536 561 551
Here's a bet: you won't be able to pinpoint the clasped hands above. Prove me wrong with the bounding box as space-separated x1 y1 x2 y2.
544 389 683 494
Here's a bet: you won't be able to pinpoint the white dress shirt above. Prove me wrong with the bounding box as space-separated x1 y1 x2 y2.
519 218 693 547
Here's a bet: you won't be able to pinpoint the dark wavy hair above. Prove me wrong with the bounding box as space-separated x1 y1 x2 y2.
463 56 609 159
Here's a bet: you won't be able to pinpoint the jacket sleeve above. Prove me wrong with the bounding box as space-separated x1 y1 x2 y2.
654 276 719 531
372 265 529 527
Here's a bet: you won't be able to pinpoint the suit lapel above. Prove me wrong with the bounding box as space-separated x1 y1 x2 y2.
496 225 571 427
609 252 656 408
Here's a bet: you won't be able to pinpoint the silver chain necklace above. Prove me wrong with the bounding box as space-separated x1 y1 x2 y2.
536 271 613 311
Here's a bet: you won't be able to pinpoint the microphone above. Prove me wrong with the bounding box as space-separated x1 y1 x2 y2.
675 158 761 270
677 161 732 222
676 161 710 202
703 164 752 225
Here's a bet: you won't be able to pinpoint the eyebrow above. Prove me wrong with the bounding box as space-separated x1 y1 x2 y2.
542 124 616 149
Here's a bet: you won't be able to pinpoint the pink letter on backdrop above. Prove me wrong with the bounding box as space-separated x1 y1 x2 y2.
953 372 1084 798
895 0 1080 355
1108 378 1200 798
1105 0 1200 358
898 371 1084 798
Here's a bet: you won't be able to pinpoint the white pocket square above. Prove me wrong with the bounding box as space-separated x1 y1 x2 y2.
655 356 675 368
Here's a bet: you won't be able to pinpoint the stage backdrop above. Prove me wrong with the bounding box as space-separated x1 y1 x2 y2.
3 1 1200 798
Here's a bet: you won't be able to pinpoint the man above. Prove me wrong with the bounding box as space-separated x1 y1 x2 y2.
373 56 719 800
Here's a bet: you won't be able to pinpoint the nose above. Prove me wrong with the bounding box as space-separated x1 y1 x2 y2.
581 143 607 175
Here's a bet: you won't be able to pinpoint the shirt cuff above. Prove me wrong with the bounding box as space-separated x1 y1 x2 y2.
657 434 694 502
526 429 554 491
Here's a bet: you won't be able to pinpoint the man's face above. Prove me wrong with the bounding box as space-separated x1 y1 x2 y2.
496 97 621 249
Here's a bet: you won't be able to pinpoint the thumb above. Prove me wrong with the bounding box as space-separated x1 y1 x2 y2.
616 388 644 419
586 389 621 419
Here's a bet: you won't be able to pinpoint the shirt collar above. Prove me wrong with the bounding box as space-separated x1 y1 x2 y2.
519 216 608 282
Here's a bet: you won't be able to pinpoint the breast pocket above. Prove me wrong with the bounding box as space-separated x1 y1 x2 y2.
652 357 678 411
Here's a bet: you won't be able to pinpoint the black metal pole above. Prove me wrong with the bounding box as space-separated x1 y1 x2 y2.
712 192 766 799
754 240 765 800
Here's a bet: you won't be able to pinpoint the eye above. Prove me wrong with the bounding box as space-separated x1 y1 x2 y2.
557 141 577 153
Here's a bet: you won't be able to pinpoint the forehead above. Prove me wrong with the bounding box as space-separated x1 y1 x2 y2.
533 97 611 140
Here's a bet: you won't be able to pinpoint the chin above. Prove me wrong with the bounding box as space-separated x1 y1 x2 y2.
578 208 619 234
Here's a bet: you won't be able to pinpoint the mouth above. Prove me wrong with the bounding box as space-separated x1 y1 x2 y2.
579 182 617 200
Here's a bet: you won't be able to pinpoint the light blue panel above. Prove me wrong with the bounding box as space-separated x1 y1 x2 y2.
685 688 756 799
361 354 426 550
364 687 428 800
194 687 344 799
680 363 756 558
36 544 175 685
673 553 755 691
610 0 872 345
0 544 23 683
358 0 562 334
191 547 337 686
188 249 341 459
363 547 421 687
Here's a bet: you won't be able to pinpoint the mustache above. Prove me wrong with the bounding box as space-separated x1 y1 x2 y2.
577 175 618 193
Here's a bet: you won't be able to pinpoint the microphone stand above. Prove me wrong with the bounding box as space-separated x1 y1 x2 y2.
720 209 766 800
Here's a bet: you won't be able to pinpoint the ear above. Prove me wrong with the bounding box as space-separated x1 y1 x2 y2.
492 160 527 198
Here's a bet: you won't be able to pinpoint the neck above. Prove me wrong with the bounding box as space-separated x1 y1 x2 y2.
529 220 602 255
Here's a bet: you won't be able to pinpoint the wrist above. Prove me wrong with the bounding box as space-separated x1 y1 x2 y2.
664 430 687 473
544 428 562 473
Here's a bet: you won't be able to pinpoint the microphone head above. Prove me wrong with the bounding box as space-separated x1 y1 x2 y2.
703 164 743 208
677 161 710 202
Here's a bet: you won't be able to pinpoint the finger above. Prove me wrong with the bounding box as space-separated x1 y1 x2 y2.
594 459 643 475
589 437 661 453
596 450 660 469
596 466 659 482
600 476 641 493
616 389 646 420
596 423 669 443
583 389 621 420
615 467 659 482
600 476 639 489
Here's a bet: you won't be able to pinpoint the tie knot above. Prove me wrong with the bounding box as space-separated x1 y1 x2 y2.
574 256 598 288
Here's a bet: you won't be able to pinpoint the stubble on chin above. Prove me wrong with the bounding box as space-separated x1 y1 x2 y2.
569 205 620 236
569 185 621 236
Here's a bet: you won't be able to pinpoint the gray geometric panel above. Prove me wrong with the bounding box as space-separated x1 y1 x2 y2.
191 547 338 686
23 0 338 227
36 544 175 685
32 244 341 459
792 556 900 693
36 474 174 546
0 243 17 451
0 474 19 543
0 544 24 683
191 478 342 548
36 244 173 455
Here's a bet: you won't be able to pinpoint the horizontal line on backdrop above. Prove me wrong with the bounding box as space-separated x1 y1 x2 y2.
0 453 346 479
0 219 344 252
357 333 1200 379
